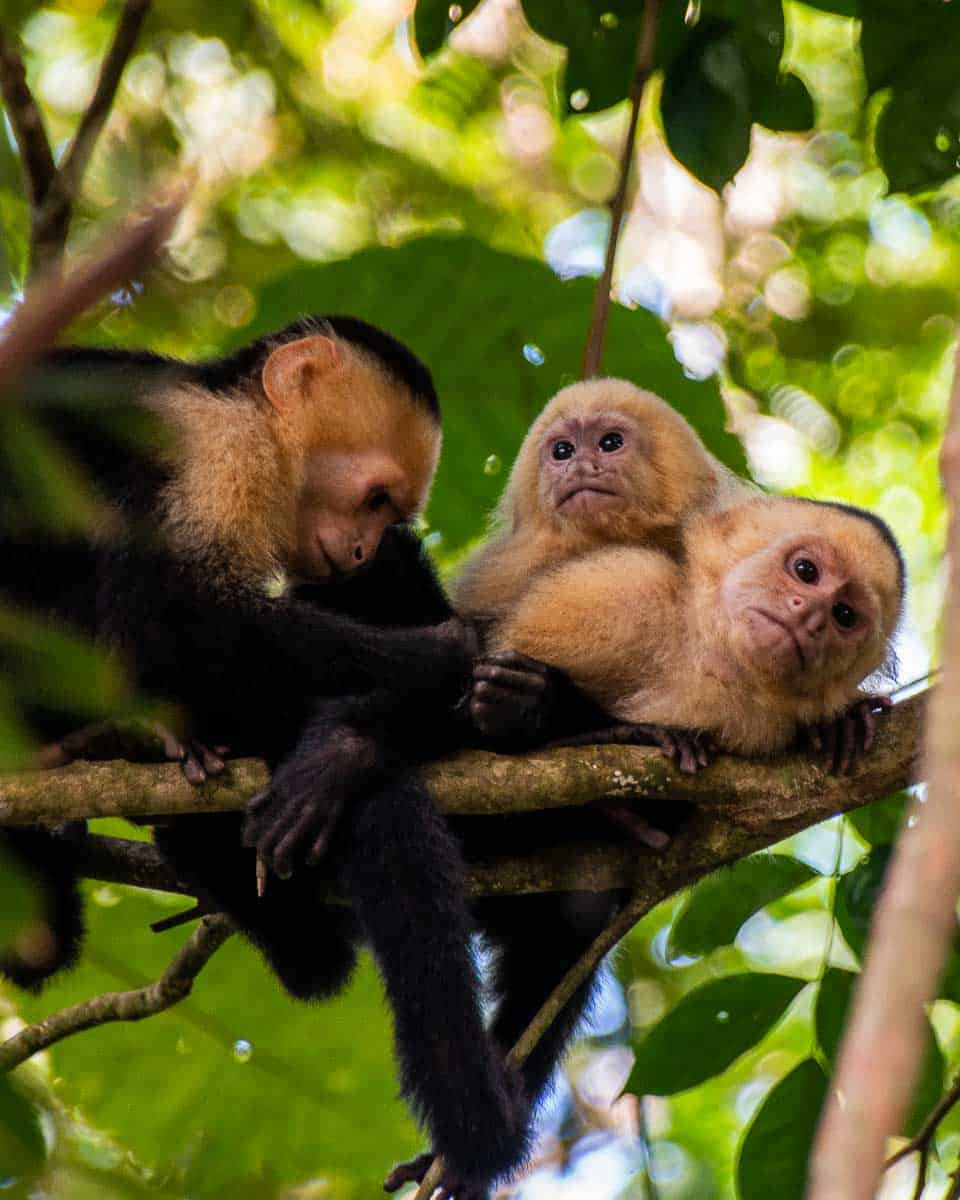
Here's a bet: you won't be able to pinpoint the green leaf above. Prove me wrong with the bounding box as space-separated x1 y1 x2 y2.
240 236 747 558
847 792 907 847
627 973 804 1095
0 1075 46 1189
736 1059 828 1200
816 967 944 1136
14 887 422 1195
859 0 960 191
835 846 891 960
414 0 481 57
668 854 817 959
520 1 643 115
659 1 813 190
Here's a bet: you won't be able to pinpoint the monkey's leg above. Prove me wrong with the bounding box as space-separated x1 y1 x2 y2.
0 825 87 991
339 779 529 1192
154 814 358 1000
385 890 623 1197
480 890 623 1106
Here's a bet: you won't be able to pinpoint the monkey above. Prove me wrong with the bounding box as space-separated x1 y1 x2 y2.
0 318 536 1192
494 496 904 768
454 377 746 630
452 377 750 746
368 495 904 1198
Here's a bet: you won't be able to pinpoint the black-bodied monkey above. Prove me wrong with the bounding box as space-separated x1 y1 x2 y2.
1 318 530 1192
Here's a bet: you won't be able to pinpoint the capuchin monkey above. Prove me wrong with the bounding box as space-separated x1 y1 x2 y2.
0 319 533 1194
454 377 749 745
496 496 905 770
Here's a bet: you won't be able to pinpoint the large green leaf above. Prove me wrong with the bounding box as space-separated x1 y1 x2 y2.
13 887 420 1195
847 792 908 848
735 1059 827 1200
860 0 960 191
659 1 813 191
835 846 891 960
668 854 817 960
521 1 644 115
238 236 746 558
815 967 944 1136
519 0 811 189
627 973 804 1095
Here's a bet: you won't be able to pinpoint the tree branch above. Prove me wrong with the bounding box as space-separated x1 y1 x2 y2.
807 337 960 1200
0 914 233 1074
0 690 923 829
0 2 152 277
581 0 662 379
58 0 151 200
0 31 56 210
0 191 185 395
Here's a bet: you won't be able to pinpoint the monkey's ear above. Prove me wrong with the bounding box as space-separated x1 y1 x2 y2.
262 336 343 411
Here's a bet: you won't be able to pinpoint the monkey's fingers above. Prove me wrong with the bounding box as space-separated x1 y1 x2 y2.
383 1152 434 1192
835 711 859 775
596 802 670 850
271 802 339 878
473 663 547 694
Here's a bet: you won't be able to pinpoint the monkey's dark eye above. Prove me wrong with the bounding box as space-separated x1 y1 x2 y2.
368 490 391 512
793 558 819 584
832 602 857 629
599 431 624 452
552 440 575 461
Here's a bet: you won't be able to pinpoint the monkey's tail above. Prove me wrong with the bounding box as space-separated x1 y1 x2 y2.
0 825 86 991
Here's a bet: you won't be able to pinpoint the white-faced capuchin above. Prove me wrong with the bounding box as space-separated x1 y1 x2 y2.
0 319 534 1195
496 495 904 770
455 376 749 746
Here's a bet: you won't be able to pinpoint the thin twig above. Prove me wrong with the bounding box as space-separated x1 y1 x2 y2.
58 0 152 198
807 335 960 1200
0 2 151 275
0 31 56 208
0 914 233 1073
581 0 662 379
885 1071 960 1172
0 190 185 395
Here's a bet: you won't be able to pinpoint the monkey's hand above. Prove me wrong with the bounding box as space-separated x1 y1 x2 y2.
35 718 228 787
243 726 380 878
470 651 556 744
802 695 892 775
549 723 714 775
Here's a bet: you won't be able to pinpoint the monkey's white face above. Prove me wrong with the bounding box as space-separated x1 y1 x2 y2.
538 410 650 525
292 448 415 580
720 535 883 696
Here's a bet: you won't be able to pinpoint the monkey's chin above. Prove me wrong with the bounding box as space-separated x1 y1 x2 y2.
556 488 621 517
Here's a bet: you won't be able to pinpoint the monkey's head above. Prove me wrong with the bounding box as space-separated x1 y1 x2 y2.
694 498 904 708
162 319 441 582
501 379 721 545
262 329 440 580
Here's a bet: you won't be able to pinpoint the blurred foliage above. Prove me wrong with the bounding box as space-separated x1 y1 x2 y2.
0 0 959 1197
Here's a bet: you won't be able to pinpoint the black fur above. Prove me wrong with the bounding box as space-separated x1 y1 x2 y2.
1 323 529 1193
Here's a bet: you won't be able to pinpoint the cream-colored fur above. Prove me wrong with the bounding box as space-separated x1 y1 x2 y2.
496 498 902 756
454 378 749 626
152 340 439 580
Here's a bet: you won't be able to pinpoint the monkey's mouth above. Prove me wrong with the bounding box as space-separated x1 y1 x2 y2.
557 484 619 510
749 608 806 669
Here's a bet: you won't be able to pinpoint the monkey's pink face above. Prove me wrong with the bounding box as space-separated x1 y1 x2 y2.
538 411 651 525
720 535 885 694
292 448 415 580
